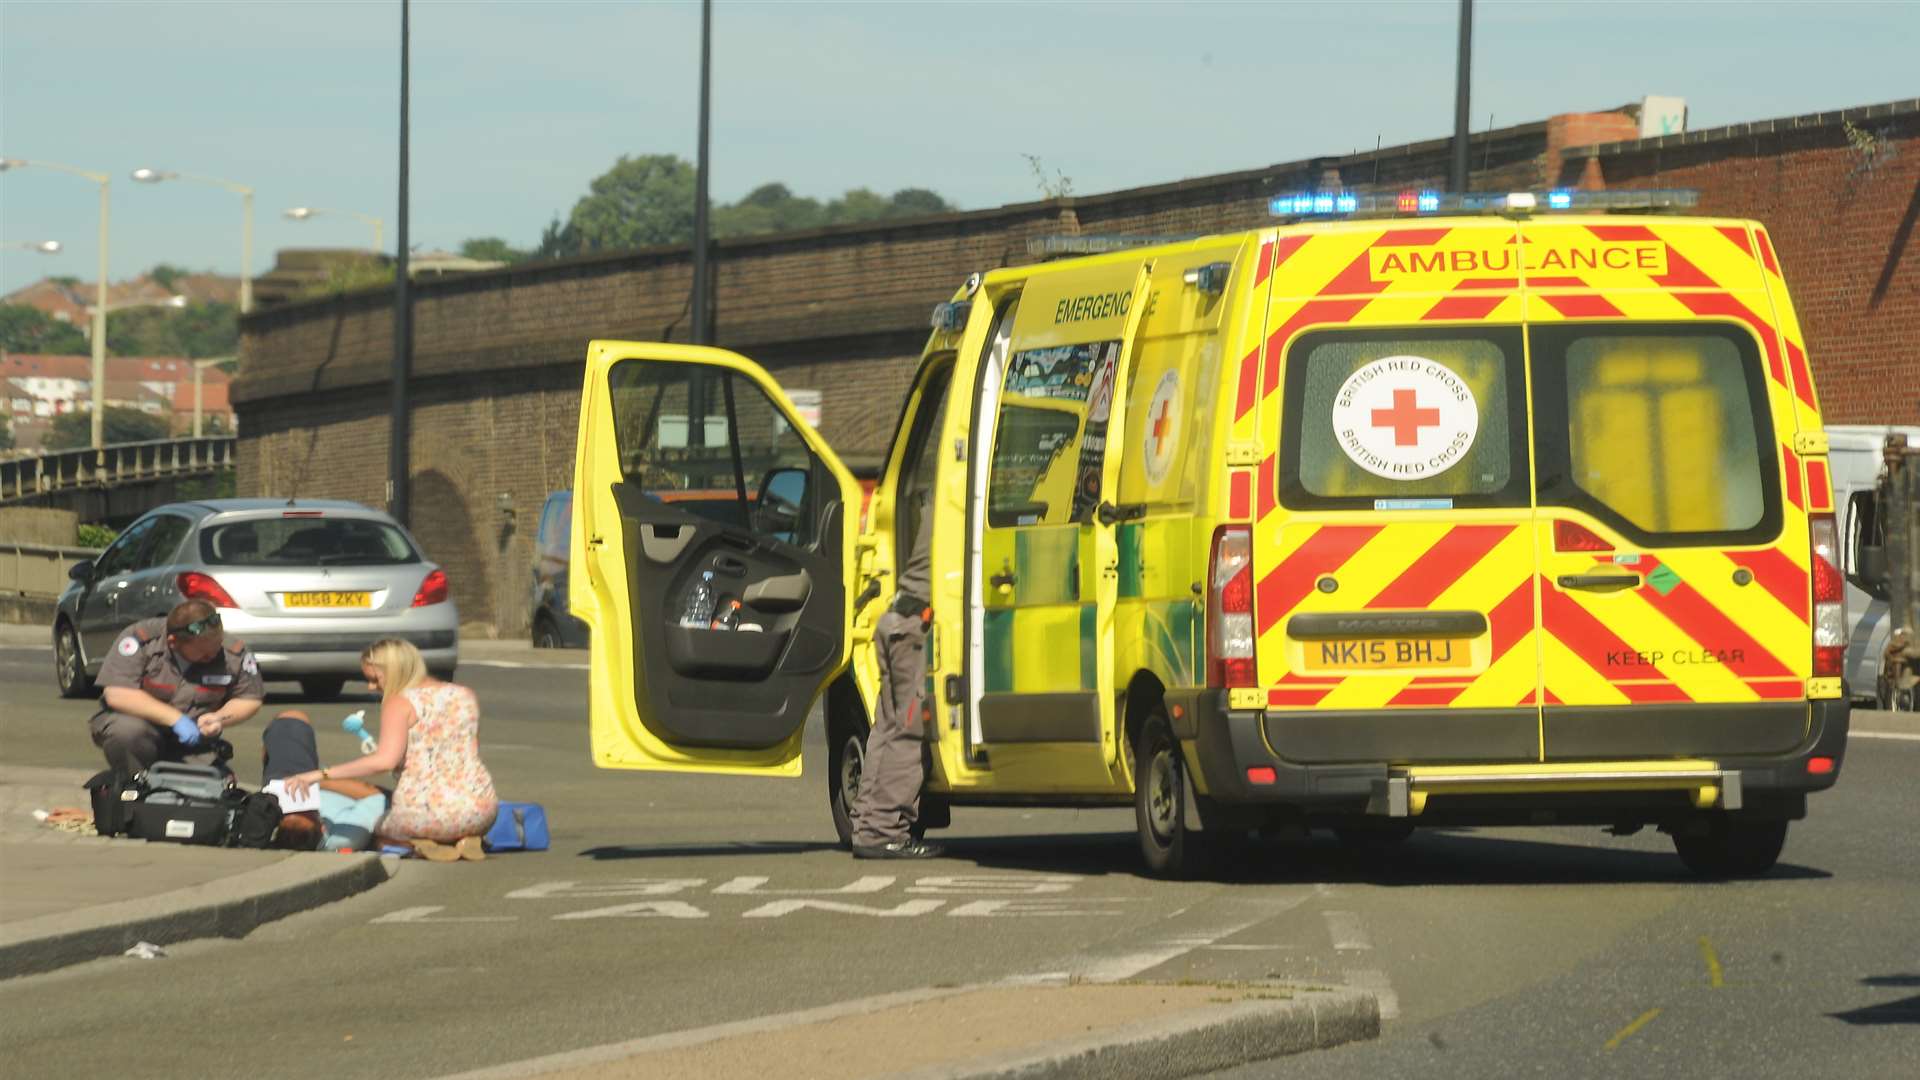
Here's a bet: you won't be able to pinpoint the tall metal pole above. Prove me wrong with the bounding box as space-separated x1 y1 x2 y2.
390 0 412 524
1450 0 1473 193
691 0 712 346
92 177 110 450
239 189 254 314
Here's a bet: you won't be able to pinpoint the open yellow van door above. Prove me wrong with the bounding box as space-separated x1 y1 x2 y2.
572 341 862 777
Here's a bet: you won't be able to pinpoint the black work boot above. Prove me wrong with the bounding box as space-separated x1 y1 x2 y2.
852 838 945 860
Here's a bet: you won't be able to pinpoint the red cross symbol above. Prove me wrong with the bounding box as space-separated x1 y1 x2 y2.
1150 396 1174 448
1371 388 1440 447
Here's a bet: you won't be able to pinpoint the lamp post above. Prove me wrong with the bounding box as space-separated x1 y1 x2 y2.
283 206 385 252
190 357 233 438
130 167 254 314
2 239 62 254
0 157 111 449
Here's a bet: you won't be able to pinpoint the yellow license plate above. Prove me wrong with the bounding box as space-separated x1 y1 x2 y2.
1301 638 1472 672
284 591 372 609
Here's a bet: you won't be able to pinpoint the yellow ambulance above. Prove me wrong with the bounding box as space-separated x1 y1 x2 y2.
570 188 1850 878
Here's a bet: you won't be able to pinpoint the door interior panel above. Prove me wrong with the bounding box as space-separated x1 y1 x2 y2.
613 481 845 750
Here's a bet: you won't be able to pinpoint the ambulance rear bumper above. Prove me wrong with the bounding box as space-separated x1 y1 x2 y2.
1169 690 1849 821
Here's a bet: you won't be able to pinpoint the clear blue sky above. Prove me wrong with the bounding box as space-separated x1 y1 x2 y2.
2 0 1915 295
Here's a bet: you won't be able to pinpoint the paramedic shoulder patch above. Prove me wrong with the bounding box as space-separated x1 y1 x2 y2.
1332 356 1477 481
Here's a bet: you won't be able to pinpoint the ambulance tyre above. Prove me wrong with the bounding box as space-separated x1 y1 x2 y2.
828 714 866 850
1671 816 1789 879
1133 708 1208 878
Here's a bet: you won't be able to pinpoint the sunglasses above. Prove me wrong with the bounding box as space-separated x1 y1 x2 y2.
170 613 223 639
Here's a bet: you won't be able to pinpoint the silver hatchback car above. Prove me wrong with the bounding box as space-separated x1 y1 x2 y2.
53 498 458 700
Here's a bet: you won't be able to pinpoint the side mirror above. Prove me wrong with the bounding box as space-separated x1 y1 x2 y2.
1845 489 1890 601
753 468 809 540
68 560 94 583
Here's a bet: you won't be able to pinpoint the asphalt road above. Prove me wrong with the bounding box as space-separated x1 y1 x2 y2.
1 640 1914 1079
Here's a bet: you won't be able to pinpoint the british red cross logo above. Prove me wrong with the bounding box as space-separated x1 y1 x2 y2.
1371 388 1441 447
1150 396 1174 447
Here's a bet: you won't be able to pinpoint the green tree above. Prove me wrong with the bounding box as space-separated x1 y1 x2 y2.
299 258 395 298
0 304 88 354
45 407 170 450
713 182 825 237
565 154 697 252
459 237 531 264
0 418 13 452
105 301 237 359
148 263 190 290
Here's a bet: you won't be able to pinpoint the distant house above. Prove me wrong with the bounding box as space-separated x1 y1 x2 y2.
2 272 243 329
0 353 233 433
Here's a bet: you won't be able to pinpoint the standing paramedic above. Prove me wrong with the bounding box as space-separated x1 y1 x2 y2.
87 599 265 780
847 494 943 860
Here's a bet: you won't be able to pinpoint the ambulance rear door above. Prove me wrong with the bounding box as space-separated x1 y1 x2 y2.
1525 219 1814 760
1260 220 1544 764
572 341 862 777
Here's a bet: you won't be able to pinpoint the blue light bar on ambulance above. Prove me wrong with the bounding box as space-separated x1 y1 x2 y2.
1268 188 1699 219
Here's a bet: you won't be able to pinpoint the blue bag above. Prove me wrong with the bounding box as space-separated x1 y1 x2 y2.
485 801 550 852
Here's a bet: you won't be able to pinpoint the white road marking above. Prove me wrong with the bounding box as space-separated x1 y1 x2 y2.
1069 894 1313 983
1852 730 1920 742
461 658 591 670
372 906 517 924
1203 944 1294 952
1346 967 1400 1020
1323 910 1372 952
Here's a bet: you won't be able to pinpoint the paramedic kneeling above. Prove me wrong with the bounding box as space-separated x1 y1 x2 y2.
87 600 265 781
847 498 942 860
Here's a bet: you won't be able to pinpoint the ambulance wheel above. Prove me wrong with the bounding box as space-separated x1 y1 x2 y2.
1333 820 1416 853
1133 708 1203 878
828 717 867 850
55 621 92 699
1672 817 1788 879
299 677 346 701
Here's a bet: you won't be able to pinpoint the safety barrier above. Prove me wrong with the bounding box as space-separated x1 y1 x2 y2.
0 436 236 505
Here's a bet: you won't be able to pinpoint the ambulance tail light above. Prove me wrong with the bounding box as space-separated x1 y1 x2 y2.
1207 525 1257 688
1810 513 1845 677
177 571 238 609
412 568 449 608
1554 519 1614 552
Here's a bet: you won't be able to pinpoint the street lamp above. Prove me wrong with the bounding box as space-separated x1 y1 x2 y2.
283 206 385 252
2 239 62 254
86 294 188 315
130 167 254 314
1 156 112 449
190 356 234 438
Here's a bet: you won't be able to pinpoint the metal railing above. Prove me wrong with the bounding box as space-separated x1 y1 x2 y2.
2 540 102 598
0 436 236 505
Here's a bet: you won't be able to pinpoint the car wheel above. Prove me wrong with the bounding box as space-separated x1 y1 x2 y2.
1133 705 1209 878
828 717 867 850
299 677 347 701
533 616 561 649
55 621 93 699
1672 817 1789 879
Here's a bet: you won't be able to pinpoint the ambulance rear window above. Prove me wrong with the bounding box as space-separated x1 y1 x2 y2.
1279 327 1530 509
1532 324 1779 544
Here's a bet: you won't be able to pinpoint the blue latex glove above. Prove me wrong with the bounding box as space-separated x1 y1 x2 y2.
170 715 202 748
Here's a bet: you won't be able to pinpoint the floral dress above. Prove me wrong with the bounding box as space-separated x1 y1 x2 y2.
380 682 499 842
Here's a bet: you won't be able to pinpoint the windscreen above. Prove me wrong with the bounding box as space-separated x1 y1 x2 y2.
200 518 419 566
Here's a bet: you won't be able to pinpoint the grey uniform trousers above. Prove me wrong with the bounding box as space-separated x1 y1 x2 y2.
849 609 929 848
89 712 187 780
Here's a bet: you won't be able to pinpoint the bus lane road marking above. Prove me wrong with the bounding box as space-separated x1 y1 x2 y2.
366 874 1144 924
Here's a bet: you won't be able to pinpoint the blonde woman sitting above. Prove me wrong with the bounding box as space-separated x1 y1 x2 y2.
285 638 498 861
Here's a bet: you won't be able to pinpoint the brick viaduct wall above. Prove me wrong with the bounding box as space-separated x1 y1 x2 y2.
1565 100 1919 425
236 103 1915 637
